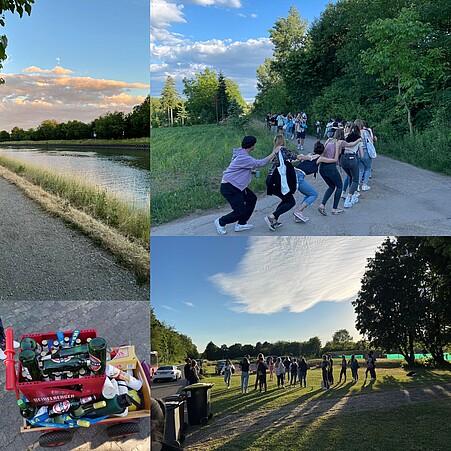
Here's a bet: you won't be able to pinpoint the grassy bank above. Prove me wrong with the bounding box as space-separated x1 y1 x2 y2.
150 123 274 225
0 155 149 281
0 137 150 146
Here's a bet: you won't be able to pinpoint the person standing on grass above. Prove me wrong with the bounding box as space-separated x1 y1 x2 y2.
256 354 268 392
328 354 334 385
223 359 235 389
321 355 330 390
338 355 347 383
290 358 298 387
215 136 276 235
299 357 308 388
350 355 360 383
239 356 250 394
269 357 275 381
188 360 200 384
275 357 285 389
365 350 376 381
183 358 192 387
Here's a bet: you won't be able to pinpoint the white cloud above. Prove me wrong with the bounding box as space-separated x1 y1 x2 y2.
186 0 241 8
183 301 195 307
209 237 385 315
251 13 257 19
161 305 180 312
150 0 186 28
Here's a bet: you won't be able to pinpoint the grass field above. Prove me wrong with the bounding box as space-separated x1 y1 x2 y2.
0 137 150 146
185 360 451 450
151 123 451 225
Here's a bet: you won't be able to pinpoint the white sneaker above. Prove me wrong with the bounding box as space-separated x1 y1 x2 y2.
214 218 226 235
341 191 347 199
235 223 253 232
343 197 352 208
293 211 309 223
351 194 359 204
361 184 371 191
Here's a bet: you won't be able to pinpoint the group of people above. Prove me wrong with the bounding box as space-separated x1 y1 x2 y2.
216 352 377 394
183 357 201 385
266 112 309 151
214 118 377 234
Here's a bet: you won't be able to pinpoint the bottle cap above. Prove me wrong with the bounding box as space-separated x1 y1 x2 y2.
17 399 25 406
93 401 107 409
77 419 91 428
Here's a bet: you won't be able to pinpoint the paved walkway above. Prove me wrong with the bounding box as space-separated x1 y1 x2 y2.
0 301 150 450
152 136 451 236
0 176 149 300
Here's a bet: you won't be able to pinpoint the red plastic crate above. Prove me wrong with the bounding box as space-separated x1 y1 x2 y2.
17 329 106 406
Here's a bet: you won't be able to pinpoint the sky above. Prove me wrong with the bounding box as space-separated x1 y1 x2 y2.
0 0 150 132
150 0 335 103
151 236 386 354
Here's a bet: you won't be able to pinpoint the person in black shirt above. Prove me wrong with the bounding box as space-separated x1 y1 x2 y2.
240 356 250 394
183 358 191 387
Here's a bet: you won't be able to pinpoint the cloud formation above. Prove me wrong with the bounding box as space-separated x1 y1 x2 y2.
210 237 385 314
0 66 149 131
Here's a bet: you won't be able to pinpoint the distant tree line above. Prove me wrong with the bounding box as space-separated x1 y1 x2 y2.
0 95 150 141
150 308 199 363
254 1 450 141
354 237 451 366
151 70 247 128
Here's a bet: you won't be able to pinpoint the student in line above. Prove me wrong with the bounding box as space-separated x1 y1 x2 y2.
350 354 360 383
339 355 347 383
298 357 309 388
239 356 250 394
223 359 235 389
275 357 286 389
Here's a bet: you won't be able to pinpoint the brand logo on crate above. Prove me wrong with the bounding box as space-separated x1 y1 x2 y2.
32 394 75 403
89 353 101 372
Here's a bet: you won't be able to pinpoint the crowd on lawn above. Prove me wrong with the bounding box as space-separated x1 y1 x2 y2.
215 116 377 234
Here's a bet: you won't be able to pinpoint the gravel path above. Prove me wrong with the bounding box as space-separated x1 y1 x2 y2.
0 300 150 450
0 177 149 300
152 136 451 236
183 383 451 450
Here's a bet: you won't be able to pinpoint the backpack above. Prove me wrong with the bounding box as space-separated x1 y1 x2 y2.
295 159 319 177
266 149 297 196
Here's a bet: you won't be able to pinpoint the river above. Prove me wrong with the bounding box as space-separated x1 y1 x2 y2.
0 146 150 210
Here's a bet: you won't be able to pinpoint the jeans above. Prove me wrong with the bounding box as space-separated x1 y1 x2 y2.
296 172 318 206
319 163 343 209
351 368 358 381
299 370 307 387
290 372 298 386
241 371 249 392
339 367 347 382
359 149 373 185
272 191 296 220
224 371 231 387
220 183 257 226
259 374 267 392
340 154 359 195
277 373 284 388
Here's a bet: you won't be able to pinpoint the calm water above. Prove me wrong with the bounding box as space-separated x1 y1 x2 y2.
0 147 150 210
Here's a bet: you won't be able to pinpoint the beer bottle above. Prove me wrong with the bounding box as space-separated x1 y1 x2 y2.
20 338 42 355
83 394 132 418
48 397 102 417
70 400 107 418
53 341 60 351
64 337 70 348
50 344 89 360
88 338 107 375
42 357 89 377
41 340 49 354
17 399 37 419
19 350 42 381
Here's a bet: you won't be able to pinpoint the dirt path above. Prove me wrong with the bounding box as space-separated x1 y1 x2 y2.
183 383 451 449
152 136 451 236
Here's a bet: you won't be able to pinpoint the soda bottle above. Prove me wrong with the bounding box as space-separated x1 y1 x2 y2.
19 350 42 381
20 338 41 355
88 338 107 375
17 399 37 419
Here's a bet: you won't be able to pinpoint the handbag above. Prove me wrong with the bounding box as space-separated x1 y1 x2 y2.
366 138 377 159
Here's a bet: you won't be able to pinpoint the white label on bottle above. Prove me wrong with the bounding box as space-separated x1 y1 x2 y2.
89 354 101 372
52 400 71 414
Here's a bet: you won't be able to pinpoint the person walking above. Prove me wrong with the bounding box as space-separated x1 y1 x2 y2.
223 359 235 389
299 357 308 388
350 355 360 383
354 119 373 191
321 355 330 390
188 360 200 384
275 357 285 389
240 356 250 394
264 134 297 231
290 358 298 387
338 355 347 383
215 136 276 234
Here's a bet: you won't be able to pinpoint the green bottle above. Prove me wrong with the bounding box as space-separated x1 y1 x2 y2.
49 344 89 360
19 350 42 381
70 400 107 418
42 357 89 377
17 399 37 419
88 338 107 375
20 338 41 355
84 394 132 418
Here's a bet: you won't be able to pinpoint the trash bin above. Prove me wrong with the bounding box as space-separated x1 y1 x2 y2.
164 398 186 447
182 383 214 425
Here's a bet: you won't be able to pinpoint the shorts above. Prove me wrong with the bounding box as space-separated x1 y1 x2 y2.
299 131 306 139
296 132 302 139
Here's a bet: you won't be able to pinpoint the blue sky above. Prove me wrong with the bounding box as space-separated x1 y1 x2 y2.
0 0 149 131
151 236 385 354
151 0 335 102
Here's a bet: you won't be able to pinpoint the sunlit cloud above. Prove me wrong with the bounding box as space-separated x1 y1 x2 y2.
210 237 385 314
183 301 195 308
161 305 180 313
23 65 74 75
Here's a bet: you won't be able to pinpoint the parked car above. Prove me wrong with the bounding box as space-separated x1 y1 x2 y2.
153 365 182 382
215 359 227 375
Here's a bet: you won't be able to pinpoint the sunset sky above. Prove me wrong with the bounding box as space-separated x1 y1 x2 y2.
151 236 386 353
0 0 149 132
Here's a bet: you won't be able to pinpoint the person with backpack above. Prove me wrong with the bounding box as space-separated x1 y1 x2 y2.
354 119 373 191
290 358 299 387
264 134 297 231
275 357 285 389
350 354 360 383
291 142 322 223
223 359 235 389
298 357 309 388
215 136 276 235
321 355 330 389
338 355 347 383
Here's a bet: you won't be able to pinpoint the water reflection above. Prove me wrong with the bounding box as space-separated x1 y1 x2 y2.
0 147 150 210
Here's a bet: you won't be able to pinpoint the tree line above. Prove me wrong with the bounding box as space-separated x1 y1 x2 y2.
354 236 451 366
0 95 150 141
150 308 199 363
151 70 247 128
254 1 450 141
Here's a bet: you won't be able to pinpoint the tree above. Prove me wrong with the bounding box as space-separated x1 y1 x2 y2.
203 341 220 360
0 1 34 84
361 8 445 135
127 95 150 137
332 329 354 350
301 336 322 358
92 111 125 139
214 72 229 123
176 102 188 126
160 76 179 127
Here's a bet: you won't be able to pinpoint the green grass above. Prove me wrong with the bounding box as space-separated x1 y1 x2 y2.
150 123 275 225
0 137 150 146
0 154 150 246
191 361 451 450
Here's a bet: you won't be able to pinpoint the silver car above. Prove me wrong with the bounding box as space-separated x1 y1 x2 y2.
153 365 182 382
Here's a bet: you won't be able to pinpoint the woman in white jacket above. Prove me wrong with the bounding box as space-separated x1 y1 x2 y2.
274 357 286 389
223 359 235 389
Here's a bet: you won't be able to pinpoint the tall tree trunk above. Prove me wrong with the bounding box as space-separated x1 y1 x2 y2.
170 108 173 127
398 74 413 136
